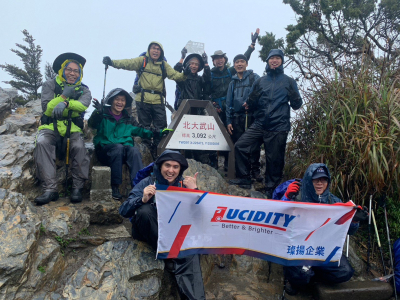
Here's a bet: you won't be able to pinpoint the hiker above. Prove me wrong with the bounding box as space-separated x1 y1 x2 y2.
226 54 261 181
119 150 205 299
103 42 186 158
34 52 91 205
88 88 154 200
174 48 210 109
281 163 368 295
208 28 260 169
229 49 303 195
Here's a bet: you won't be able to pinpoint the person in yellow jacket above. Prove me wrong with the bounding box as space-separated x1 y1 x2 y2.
103 41 186 158
34 53 91 205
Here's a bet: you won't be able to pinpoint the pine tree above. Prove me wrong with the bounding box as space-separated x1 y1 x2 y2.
0 29 43 100
44 62 57 81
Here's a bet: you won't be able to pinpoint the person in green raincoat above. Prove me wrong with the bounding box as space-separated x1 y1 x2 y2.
34 52 91 205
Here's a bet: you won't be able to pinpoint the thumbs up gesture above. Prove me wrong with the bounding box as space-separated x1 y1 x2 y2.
184 172 198 189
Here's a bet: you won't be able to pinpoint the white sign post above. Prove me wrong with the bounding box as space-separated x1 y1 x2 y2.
166 115 230 151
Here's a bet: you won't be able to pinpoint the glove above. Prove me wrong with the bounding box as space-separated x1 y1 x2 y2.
92 98 103 114
161 128 173 137
285 181 301 199
202 52 208 64
353 206 369 222
181 47 187 59
52 102 67 119
251 29 259 44
184 64 192 75
103 56 113 66
286 81 298 100
213 102 222 113
62 84 78 99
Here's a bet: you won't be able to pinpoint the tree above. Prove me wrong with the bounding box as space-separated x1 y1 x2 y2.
259 0 400 83
0 29 43 99
44 62 57 81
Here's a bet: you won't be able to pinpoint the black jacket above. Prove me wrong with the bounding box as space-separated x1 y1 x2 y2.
247 50 302 131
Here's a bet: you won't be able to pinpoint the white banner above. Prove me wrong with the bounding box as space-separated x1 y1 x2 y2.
156 185 356 267
166 115 230 151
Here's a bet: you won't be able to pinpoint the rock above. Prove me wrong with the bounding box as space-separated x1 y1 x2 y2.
24 99 42 117
3 88 18 100
185 159 229 193
3 113 38 134
14 238 66 299
39 199 91 237
0 87 11 125
250 190 266 199
0 135 37 198
83 198 123 225
0 189 41 299
348 238 364 276
62 240 166 300
314 281 393 300
228 185 250 197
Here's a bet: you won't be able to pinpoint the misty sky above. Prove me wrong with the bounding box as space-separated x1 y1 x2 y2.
0 0 297 120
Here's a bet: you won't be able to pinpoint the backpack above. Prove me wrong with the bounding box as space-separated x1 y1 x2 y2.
174 85 182 111
132 53 168 103
132 162 155 187
394 238 400 292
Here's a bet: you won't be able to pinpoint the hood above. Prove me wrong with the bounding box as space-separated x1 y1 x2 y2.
153 150 189 185
147 41 165 62
265 49 284 74
183 53 204 72
57 59 83 85
232 69 253 81
300 163 332 203
103 88 133 108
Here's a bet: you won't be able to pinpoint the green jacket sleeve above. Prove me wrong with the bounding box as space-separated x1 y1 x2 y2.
130 125 153 139
164 61 186 82
112 56 144 71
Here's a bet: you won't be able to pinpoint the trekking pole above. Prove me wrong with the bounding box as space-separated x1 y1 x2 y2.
367 195 372 272
102 65 108 101
65 110 73 195
371 209 387 275
381 196 398 300
245 111 248 130
346 235 349 257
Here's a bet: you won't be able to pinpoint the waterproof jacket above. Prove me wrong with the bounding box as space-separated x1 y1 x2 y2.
226 69 260 125
174 62 211 106
39 76 91 136
111 42 186 105
282 163 359 235
247 49 302 131
88 88 153 148
119 150 189 218
208 46 254 110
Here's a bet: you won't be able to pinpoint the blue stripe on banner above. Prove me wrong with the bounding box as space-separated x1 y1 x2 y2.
155 184 169 190
168 201 181 223
157 248 340 267
322 246 341 265
195 192 208 204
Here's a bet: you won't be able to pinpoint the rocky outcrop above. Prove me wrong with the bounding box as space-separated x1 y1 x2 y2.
0 88 12 125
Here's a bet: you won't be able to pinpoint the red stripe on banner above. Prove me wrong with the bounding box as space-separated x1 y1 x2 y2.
335 209 356 225
167 225 192 258
305 218 331 241
220 220 286 231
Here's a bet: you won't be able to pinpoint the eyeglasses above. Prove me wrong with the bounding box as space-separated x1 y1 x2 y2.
65 67 80 74
312 178 328 183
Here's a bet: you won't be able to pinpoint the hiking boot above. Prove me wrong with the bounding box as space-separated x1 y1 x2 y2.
252 171 263 183
35 191 59 205
112 185 122 200
70 189 83 203
229 178 252 189
284 281 299 296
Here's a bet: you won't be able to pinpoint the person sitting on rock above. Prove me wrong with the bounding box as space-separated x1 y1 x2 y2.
88 88 154 200
34 52 91 205
281 163 368 296
119 150 205 300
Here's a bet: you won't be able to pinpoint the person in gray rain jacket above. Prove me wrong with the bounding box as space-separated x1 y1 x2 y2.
226 54 261 181
34 52 91 205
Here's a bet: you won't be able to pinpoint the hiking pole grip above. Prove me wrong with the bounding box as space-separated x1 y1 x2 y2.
103 65 108 101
